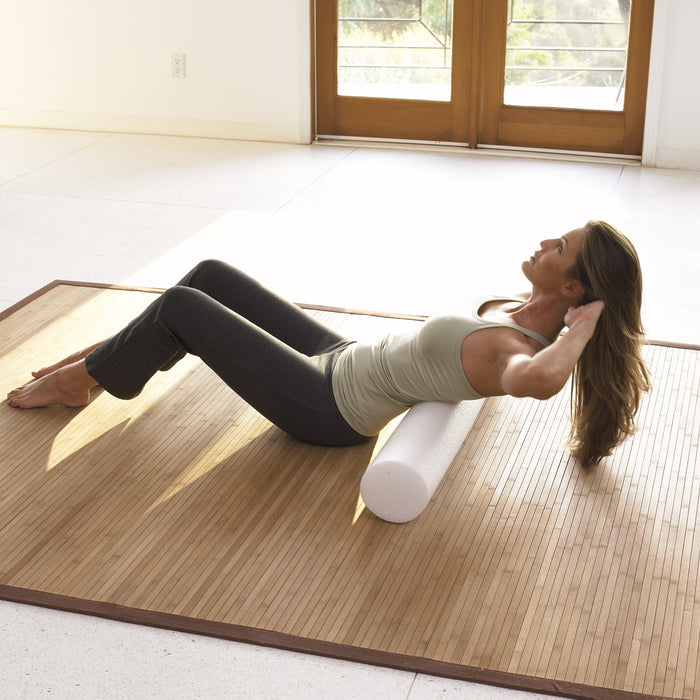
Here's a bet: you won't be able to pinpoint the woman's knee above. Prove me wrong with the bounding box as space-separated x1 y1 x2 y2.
191 258 226 276
186 258 241 289
158 285 205 317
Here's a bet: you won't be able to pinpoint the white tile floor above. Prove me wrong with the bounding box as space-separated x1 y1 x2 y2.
1 126 698 699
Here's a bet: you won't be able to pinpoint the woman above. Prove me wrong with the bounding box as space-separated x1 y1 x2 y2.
7 220 650 467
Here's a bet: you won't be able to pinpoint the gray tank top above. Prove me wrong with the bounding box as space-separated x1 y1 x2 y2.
331 296 551 436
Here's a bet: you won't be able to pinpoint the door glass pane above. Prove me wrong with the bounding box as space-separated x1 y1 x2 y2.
337 0 454 101
505 0 632 111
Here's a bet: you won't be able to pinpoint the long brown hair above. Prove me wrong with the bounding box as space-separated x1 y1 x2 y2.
567 220 651 467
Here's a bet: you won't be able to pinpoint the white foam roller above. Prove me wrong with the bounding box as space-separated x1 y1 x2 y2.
360 400 484 523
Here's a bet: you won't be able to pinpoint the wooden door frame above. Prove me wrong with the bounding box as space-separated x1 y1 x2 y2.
310 0 317 142
313 0 655 155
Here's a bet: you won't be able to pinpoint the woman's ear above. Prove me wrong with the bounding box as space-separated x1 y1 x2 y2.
561 278 586 300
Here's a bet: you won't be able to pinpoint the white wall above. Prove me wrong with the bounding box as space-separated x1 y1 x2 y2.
0 0 698 168
0 0 312 143
643 0 700 170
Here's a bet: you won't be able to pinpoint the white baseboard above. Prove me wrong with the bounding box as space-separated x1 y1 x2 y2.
0 111 306 144
653 148 700 172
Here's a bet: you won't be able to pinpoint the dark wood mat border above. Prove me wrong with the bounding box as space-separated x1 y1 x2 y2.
0 585 672 700
0 281 688 700
2 280 694 350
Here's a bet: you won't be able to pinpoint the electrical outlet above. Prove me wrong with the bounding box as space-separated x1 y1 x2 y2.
172 53 186 79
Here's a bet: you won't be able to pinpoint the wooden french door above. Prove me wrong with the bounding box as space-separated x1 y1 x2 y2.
316 0 475 144
315 0 655 155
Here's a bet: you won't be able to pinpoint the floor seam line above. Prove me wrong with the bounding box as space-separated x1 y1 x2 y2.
274 147 358 213
0 132 113 188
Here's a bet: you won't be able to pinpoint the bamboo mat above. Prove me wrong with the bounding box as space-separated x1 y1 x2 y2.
1 282 698 700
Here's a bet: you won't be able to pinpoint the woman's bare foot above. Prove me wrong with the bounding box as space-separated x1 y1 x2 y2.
7 360 98 409
31 341 104 379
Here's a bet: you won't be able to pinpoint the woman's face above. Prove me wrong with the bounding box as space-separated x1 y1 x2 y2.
522 227 586 294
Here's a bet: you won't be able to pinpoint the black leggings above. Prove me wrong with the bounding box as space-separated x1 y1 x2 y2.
85 260 369 446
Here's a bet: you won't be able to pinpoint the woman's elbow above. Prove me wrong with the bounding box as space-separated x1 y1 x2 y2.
530 366 569 400
510 366 567 401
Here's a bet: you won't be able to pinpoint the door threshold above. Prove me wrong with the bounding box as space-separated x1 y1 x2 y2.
315 135 641 167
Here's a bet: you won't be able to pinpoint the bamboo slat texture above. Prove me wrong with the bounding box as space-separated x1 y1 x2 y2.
1 283 698 700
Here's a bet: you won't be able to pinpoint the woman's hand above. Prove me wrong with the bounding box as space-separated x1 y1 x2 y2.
564 300 604 331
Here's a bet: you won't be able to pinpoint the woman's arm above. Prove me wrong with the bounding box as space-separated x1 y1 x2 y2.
499 301 604 400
